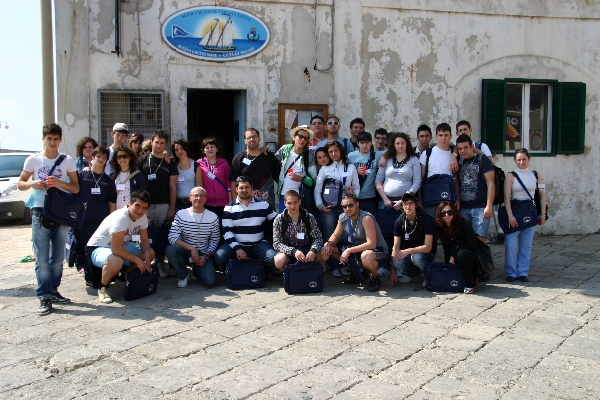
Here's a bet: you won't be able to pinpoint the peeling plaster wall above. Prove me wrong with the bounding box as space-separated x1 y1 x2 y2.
54 0 600 233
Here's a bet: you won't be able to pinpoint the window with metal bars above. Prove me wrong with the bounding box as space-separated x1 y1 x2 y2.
98 90 165 146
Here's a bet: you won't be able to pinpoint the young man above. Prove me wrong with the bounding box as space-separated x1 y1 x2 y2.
229 128 280 211
18 123 80 315
273 190 326 270
419 123 460 217
373 128 389 151
86 190 154 303
105 123 129 175
455 120 494 163
138 129 178 277
316 116 355 154
414 124 433 157
214 177 278 272
347 131 378 213
456 135 495 243
308 115 327 153
165 187 220 288
349 117 366 152
320 194 389 292
388 192 436 287
75 146 117 285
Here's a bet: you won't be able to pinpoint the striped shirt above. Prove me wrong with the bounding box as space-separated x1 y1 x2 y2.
168 208 220 254
222 197 277 251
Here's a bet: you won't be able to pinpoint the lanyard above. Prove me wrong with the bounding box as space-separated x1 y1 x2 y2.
148 154 164 175
91 171 104 188
393 155 410 170
404 215 418 236
192 211 204 248
203 157 217 173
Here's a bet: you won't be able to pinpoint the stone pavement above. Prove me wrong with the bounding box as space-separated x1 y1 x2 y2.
0 220 599 399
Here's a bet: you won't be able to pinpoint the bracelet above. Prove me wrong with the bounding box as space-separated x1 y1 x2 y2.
451 153 458 158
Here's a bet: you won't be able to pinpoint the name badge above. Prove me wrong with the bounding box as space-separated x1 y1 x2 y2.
148 173 157 180
324 188 330 194
309 146 317 152
341 172 350 178
189 257 194 264
65 243 71 250
405 233 410 240
242 158 252 166
177 177 185 183
365 169 371 175
296 232 305 239
131 234 141 242
207 171 216 180
91 188 101 194
538 183 546 190
293 167 302 173
394 169 403 174
116 184 126 191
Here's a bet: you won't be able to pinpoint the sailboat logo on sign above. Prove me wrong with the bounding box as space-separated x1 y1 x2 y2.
161 6 270 62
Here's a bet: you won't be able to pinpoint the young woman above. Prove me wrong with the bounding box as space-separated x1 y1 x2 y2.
315 147 330 173
274 126 317 213
109 145 145 209
503 148 546 282
172 139 202 212
314 140 360 277
198 137 232 220
436 201 479 294
128 132 144 158
75 136 98 171
375 132 421 211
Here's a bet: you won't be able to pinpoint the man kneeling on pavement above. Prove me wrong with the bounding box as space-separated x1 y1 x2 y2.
388 191 436 288
165 187 220 288
86 190 155 303
273 190 327 270
320 194 389 292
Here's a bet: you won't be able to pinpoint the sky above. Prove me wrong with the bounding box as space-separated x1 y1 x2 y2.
0 0 43 152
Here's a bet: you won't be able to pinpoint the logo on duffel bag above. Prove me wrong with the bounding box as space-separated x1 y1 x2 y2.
441 192 449 199
450 280 459 287
523 216 531 223
309 281 317 288
250 276 259 283
148 284 154 291
70 212 77 219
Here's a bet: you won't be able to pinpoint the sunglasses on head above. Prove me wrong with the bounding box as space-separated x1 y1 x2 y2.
441 210 454 217
327 121 340 126
236 176 250 182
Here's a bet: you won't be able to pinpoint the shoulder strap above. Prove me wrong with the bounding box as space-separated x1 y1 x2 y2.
48 154 67 177
368 147 375 167
425 147 433 178
476 154 483 175
346 218 356 247
301 149 310 173
193 160 198 174
510 171 535 203
474 142 483 150
342 163 348 186
121 170 140 184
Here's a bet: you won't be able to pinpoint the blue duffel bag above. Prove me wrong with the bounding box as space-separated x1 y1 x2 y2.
425 262 464 293
283 261 323 294
225 258 265 290
124 264 159 301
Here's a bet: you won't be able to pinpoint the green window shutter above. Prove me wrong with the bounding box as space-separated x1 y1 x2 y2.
481 79 506 153
555 82 586 154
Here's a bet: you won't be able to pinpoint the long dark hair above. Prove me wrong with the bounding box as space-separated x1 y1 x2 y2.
172 138 190 164
324 140 348 166
109 145 138 179
435 201 462 239
383 132 415 160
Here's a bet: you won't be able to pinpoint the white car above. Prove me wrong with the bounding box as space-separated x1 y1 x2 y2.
0 153 34 224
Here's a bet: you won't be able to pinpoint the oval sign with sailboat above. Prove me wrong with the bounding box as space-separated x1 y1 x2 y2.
162 6 270 62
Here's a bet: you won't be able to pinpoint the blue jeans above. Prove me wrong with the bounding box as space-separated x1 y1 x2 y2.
214 241 276 269
321 205 345 270
31 211 70 299
392 252 434 277
504 226 535 278
461 207 490 237
165 244 216 287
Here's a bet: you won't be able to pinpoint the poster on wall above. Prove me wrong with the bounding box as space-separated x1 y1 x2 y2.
161 6 270 62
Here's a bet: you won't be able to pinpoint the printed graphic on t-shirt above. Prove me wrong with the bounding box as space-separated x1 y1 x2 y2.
459 160 479 202
38 164 64 180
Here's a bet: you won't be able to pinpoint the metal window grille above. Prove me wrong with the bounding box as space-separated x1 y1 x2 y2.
98 90 165 146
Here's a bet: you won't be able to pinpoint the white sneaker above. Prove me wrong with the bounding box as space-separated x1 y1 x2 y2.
177 270 190 288
98 287 113 304
340 266 352 276
377 267 390 277
157 263 169 278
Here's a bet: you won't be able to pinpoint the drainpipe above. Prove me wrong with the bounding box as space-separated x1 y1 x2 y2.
41 0 55 124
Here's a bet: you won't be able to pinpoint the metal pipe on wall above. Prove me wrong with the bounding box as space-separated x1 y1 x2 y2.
40 0 55 124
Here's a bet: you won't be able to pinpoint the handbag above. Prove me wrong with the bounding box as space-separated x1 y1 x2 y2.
124 264 159 301
476 241 494 282
321 165 348 207
64 229 78 268
373 208 401 238
43 187 87 229
344 219 366 283
425 262 464 293
498 172 538 234
283 261 323 294
225 258 265 290
533 171 549 221
421 174 456 206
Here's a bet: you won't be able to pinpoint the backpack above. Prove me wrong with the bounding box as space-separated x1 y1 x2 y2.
468 154 504 206
281 208 312 239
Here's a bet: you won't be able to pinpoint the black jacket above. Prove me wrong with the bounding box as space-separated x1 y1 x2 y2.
439 219 478 263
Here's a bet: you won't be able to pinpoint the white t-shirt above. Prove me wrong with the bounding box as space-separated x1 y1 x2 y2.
23 152 77 208
419 146 453 178
280 149 303 194
475 142 493 157
87 206 148 248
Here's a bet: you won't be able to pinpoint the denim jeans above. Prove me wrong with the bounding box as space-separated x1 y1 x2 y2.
392 252 434 277
214 241 277 269
165 244 216 287
461 207 490 237
320 205 343 241
31 210 70 299
504 226 535 278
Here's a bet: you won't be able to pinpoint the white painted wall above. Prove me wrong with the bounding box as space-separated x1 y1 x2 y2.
54 0 600 234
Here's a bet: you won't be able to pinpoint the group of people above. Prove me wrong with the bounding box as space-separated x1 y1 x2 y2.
20 118 547 316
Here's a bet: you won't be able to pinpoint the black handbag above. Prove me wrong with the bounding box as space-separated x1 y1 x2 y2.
225 258 265 290
283 261 323 294
476 241 494 282
498 172 538 234
64 229 78 268
421 174 456 206
425 262 464 293
344 219 366 283
124 264 159 301
321 165 348 207
43 187 87 229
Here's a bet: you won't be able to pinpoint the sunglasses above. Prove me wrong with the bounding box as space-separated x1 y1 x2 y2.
341 203 356 209
143 149 151 153
130 133 143 139
116 154 130 159
295 133 309 141
327 121 340 126
441 210 454 217
236 176 250 182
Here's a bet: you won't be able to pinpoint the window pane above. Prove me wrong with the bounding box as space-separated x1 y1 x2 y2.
529 85 549 151
506 83 522 150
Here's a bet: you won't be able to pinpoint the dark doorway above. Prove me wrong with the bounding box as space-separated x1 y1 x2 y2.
187 89 246 163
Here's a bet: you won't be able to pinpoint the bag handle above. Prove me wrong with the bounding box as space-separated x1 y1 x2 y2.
48 154 66 177
121 170 140 185
346 218 356 247
510 171 535 205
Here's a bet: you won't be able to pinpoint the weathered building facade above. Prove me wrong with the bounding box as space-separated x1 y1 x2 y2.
54 0 599 234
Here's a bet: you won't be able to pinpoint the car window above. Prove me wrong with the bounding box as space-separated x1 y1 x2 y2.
0 155 29 178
